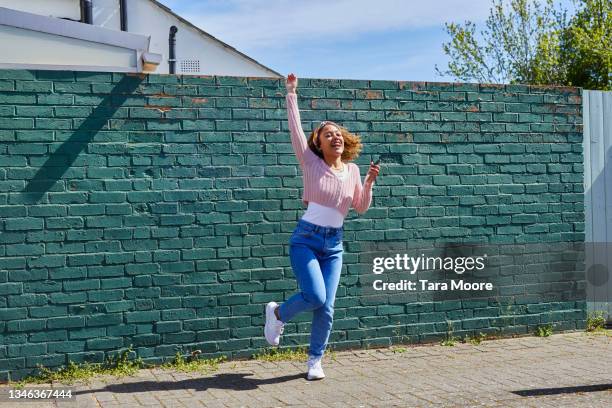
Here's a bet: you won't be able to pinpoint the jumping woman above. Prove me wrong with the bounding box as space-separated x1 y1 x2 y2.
264 73 380 380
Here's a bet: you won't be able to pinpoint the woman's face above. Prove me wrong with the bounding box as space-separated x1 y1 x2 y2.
317 124 344 158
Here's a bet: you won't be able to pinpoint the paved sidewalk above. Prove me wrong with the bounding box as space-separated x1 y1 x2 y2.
1 331 611 407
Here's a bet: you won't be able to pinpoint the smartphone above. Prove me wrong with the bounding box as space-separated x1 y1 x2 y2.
374 156 382 165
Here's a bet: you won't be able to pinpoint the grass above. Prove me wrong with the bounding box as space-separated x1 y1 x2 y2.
586 328 612 336
251 344 343 362
160 351 226 374
584 310 611 336
327 345 338 362
586 311 607 332
12 347 145 387
10 347 226 387
440 337 459 346
252 346 308 362
463 332 488 345
440 320 460 346
535 324 554 337
389 331 413 353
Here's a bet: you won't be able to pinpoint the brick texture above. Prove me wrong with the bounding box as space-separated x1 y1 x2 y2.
0 70 585 380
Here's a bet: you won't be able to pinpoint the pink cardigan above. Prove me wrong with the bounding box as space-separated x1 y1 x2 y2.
286 92 373 217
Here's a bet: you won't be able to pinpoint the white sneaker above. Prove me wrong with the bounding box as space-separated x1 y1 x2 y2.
306 355 325 380
264 301 284 346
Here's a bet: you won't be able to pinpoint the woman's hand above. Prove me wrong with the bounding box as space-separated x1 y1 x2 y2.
286 73 298 94
365 161 380 186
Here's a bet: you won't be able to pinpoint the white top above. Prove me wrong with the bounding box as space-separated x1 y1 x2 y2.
332 163 348 181
301 163 347 228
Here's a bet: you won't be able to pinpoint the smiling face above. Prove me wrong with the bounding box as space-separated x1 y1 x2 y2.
316 124 344 159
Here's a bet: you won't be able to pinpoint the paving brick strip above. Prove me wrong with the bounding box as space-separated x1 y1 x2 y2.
1 331 610 407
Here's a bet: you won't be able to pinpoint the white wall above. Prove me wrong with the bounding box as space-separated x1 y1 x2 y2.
93 0 121 30
583 90 612 321
127 0 277 76
0 0 79 20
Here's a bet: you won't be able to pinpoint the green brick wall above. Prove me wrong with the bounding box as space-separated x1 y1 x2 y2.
0 69 585 380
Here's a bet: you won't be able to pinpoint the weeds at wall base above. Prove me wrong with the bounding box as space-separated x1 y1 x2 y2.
252 346 308 362
9 347 225 388
10 347 145 388
535 324 554 337
586 311 607 332
6 324 599 386
160 351 227 374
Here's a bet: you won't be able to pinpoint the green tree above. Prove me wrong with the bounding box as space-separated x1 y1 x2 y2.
559 0 612 89
437 0 612 90
436 0 566 84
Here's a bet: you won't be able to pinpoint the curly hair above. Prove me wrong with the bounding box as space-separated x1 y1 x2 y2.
307 121 363 162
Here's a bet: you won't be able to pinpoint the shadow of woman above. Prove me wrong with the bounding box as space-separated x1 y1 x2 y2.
73 372 307 395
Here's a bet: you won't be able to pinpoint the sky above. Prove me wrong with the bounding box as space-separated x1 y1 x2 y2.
156 0 578 82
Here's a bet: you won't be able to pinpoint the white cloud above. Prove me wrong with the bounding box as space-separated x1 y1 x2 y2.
175 0 492 51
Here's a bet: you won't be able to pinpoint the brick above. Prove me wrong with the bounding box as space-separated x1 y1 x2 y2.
86 337 123 350
126 311 160 323
47 316 85 329
4 218 44 231
7 319 46 332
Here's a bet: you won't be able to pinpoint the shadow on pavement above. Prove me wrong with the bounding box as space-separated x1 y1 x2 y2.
513 383 612 396
74 372 307 395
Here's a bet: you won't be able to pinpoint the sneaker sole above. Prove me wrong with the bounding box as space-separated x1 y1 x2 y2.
264 302 279 346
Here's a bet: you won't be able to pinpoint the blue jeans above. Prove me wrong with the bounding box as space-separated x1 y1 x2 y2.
277 218 344 358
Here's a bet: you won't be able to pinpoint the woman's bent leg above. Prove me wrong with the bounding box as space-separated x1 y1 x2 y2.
309 249 343 358
277 243 326 323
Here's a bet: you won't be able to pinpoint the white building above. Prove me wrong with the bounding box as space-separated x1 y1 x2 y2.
0 0 281 77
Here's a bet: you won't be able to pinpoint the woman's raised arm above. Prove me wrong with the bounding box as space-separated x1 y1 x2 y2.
285 74 311 167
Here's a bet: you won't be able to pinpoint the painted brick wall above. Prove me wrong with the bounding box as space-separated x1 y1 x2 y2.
0 69 585 380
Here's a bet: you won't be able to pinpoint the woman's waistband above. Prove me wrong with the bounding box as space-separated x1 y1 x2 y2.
297 218 343 234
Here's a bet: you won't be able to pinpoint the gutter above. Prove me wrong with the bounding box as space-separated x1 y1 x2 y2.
81 0 93 24
120 0 128 31
168 25 178 74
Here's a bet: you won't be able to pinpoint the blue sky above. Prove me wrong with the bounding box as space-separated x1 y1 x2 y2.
157 0 577 82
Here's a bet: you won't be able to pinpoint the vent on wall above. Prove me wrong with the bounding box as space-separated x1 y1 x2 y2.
180 59 200 73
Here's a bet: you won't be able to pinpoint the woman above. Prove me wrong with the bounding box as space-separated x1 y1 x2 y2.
264 73 380 380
